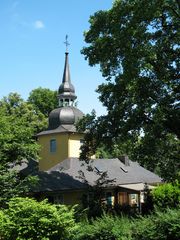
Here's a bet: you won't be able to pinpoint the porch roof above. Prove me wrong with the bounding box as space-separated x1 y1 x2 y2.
119 183 156 192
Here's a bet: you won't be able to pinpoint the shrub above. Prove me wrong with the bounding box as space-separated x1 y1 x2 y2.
0 210 13 239
0 197 77 240
74 209 180 240
152 181 180 210
132 208 180 240
74 214 132 240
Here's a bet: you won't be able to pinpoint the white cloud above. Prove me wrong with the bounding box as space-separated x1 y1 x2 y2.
34 20 45 29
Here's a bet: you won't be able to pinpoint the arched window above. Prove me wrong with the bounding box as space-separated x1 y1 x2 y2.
65 99 69 106
50 139 56 153
59 99 63 107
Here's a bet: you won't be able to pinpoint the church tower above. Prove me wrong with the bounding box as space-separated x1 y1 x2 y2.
37 44 84 171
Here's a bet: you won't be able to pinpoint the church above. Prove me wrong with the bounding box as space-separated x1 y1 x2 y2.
19 47 162 210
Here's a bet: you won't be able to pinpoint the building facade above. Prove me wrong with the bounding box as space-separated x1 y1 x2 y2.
37 50 84 171
20 49 162 212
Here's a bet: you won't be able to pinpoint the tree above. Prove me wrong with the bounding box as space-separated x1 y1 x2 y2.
0 93 45 205
28 87 58 117
0 168 38 207
80 0 180 180
0 93 46 165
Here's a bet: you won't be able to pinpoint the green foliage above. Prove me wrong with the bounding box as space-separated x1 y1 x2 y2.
75 209 180 240
28 87 58 117
152 181 180 210
81 0 180 180
95 144 111 159
0 93 46 165
0 167 38 207
0 93 45 206
132 133 180 181
74 214 132 240
0 210 12 239
77 110 99 160
141 184 154 215
0 197 77 240
132 208 180 240
1 198 179 240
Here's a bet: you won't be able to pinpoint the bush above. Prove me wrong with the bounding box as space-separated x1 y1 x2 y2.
152 181 180 210
132 208 180 240
0 210 13 239
74 209 180 240
1 197 179 240
74 214 132 240
0 197 77 240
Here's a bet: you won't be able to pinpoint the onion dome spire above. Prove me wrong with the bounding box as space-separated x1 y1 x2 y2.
58 35 77 107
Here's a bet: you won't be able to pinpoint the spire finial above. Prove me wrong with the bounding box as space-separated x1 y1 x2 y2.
58 39 77 107
64 35 70 53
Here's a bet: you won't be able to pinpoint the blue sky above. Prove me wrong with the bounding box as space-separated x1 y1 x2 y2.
0 0 113 115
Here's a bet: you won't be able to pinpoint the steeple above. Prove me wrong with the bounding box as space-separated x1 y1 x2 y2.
58 35 77 107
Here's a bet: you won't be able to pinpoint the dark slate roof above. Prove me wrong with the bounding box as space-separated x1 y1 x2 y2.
18 158 162 193
37 106 84 136
36 125 77 136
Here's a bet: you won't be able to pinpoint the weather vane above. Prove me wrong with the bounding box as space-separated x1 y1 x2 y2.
64 35 70 52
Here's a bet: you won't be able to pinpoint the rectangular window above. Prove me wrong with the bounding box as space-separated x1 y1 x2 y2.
53 195 64 204
80 139 84 146
118 192 128 205
50 139 56 153
106 192 113 206
129 193 139 206
79 139 84 151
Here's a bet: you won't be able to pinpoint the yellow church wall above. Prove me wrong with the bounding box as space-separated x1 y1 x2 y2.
38 133 69 171
35 191 84 205
63 191 84 205
68 133 84 158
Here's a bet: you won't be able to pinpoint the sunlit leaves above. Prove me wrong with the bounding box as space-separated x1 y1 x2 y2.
81 0 180 180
